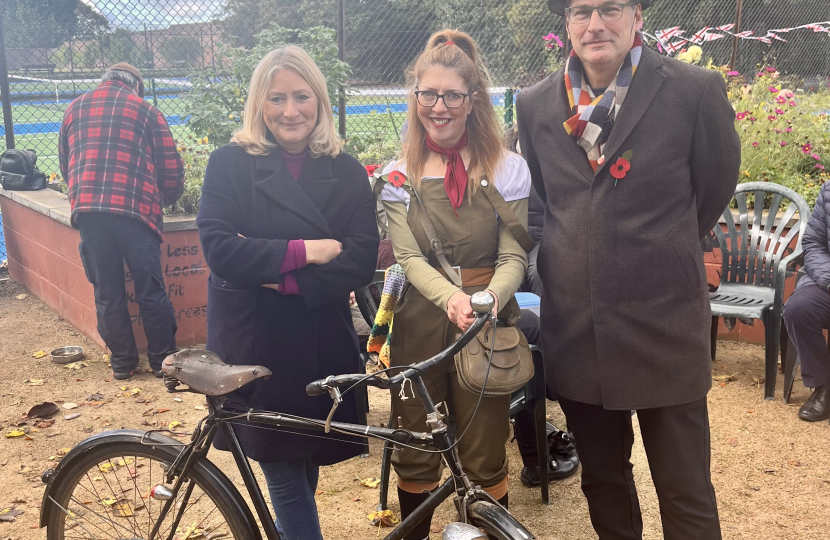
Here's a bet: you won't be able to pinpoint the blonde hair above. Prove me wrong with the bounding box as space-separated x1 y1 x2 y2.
401 29 505 192
232 46 342 157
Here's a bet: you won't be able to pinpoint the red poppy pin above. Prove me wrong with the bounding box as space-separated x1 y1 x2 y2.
365 164 380 177
610 150 633 187
388 170 408 187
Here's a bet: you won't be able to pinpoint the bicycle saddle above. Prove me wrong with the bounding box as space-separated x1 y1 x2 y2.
161 349 272 395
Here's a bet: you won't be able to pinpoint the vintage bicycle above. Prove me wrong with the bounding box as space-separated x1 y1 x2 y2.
38 291 534 540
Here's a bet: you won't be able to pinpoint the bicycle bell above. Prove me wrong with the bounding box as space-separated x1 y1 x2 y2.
442 523 487 540
470 291 495 314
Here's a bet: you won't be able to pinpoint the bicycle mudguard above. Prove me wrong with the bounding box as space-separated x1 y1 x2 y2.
468 500 535 539
38 429 261 539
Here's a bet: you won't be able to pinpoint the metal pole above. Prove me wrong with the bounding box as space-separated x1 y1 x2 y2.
337 0 346 139
0 11 15 149
729 0 744 72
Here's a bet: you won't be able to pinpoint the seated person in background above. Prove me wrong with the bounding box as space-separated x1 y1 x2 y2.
783 180 830 423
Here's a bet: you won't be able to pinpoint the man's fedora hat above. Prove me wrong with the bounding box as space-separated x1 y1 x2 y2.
548 0 653 17
108 63 145 98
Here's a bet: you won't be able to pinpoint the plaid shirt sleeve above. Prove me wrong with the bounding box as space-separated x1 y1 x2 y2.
148 110 185 206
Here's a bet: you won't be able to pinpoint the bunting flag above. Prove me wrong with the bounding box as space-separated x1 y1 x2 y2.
650 20 830 56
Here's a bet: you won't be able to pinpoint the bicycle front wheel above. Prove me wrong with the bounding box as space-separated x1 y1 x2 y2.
468 501 535 540
44 432 259 540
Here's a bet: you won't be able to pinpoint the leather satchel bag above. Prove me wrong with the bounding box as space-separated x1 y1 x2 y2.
454 324 533 396
0 149 48 191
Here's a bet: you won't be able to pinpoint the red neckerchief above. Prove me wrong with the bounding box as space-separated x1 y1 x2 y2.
425 131 469 213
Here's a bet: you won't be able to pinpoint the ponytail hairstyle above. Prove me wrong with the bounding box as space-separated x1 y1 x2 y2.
401 29 505 193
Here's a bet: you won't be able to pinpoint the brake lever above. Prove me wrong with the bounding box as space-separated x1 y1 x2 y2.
324 386 343 433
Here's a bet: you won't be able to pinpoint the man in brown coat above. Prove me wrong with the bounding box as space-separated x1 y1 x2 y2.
517 1 740 538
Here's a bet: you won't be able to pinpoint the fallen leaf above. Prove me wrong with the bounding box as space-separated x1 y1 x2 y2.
115 502 134 517
194 405 206 411
5 430 25 438
156 408 171 414
27 402 60 419
120 386 127 391
126 388 141 396
174 397 183 402
64 413 81 420
752 376 765 386
57 447 71 456
63 403 79 410
27 379 46 386
142 407 156 417
64 361 89 371
747 409 755 414
712 373 739 382
99 496 117 506
789 460 801 467
352 497 361 502
0 505 24 522
16 294 28 300
430 524 443 534
32 351 47 359
368 509 399 527
357 475 381 488
168 421 183 430
315 490 323 495
87 393 105 402
719 382 726 387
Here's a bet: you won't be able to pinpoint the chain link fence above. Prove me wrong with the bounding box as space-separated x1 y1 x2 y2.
0 0 827 174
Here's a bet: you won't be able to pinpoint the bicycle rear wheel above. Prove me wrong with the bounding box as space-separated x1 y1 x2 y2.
44 434 259 540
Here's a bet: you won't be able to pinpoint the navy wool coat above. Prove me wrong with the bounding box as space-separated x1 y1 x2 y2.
197 142 379 464
799 181 830 291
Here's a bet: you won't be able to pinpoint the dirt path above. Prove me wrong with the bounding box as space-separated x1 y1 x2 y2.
1 278 829 539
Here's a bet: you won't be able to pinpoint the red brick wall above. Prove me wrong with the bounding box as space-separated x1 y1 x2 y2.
1 197 208 350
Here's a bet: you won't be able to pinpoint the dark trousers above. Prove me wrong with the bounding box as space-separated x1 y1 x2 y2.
77 213 177 373
783 282 830 388
558 396 720 540
512 309 557 466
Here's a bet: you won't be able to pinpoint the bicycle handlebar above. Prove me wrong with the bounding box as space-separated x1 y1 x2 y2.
306 291 495 397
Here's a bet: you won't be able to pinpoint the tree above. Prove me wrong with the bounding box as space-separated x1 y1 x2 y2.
186 24 351 146
1 0 109 48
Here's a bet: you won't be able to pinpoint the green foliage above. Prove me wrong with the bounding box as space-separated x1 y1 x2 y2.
717 66 830 206
343 111 402 166
0 0 109 48
159 36 203 68
186 24 350 147
165 135 212 216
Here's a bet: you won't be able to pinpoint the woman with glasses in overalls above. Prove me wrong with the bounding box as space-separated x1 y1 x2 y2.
378 29 532 540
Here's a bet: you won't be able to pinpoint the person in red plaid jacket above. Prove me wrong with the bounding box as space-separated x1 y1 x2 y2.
59 63 185 381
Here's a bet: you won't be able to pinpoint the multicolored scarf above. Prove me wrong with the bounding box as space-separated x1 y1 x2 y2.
425 131 469 213
367 264 406 368
564 33 642 171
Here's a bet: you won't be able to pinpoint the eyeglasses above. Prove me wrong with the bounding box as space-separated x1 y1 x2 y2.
565 2 638 24
414 90 469 108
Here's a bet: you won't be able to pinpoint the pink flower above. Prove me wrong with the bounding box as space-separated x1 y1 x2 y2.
812 154 821 160
543 33 564 48
785 127 792 132
817 164 826 170
757 72 764 77
789 100 797 106
802 143 812 153
766 67 777 73
780 142 788 147
768 115 777 121
774 129 783 133
769 86 779 92
750 117 757 122
776 96 786 104
775 108 784 115
752 142 759 147
727 70 740 76
736 112 746 120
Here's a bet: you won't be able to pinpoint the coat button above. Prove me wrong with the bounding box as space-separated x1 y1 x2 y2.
481 180 488 187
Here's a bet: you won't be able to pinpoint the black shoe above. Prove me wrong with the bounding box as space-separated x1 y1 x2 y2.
798 383 830 422
112 370 135 381
520 427 579 487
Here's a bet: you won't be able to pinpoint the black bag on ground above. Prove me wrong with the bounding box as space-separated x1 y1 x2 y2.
0 149 48 191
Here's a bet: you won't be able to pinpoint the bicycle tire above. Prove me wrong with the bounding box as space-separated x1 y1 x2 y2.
43 430 260 540
468 501 535 540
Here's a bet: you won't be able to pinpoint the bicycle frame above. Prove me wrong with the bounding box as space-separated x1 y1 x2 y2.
156 313 495 540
